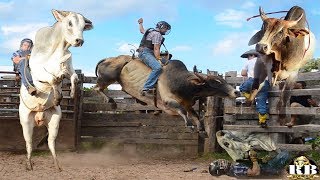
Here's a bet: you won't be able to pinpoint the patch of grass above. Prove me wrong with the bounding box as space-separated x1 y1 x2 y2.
32 150 50 157
199 151 232 161
305 150 320 164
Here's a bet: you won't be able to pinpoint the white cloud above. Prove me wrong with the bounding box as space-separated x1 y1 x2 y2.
116 42 139 55
0 0 177 54
214 9 248 28
212 30 258 55
171 45 192 52
0 0 177 22
0 23 49 53
241 1 255 9
0 1 14 17
0 66 12 71
1 23 48 36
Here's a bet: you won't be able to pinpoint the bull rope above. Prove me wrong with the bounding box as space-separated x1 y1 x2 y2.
246 10 288 21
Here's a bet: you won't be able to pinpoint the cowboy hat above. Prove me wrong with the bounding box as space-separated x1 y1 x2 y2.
240 49 259 58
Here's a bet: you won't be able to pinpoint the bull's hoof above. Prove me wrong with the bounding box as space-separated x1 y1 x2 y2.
56 167 62 172
26 161 33 171
109 99 117 109
104 98 117 109
187 125 195 132
198 131 208 138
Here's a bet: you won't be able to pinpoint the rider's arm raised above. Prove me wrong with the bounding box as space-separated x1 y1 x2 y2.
138 18 145 34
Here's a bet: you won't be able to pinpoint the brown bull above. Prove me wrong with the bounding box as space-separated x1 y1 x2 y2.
248 6 315 107
94 55 239 132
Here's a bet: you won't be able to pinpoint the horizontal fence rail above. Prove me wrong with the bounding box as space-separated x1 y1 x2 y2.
223 71 320 151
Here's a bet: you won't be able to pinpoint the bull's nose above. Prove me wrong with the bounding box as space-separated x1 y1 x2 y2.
75 39 84 46
256 43 268 54
235 90 241 97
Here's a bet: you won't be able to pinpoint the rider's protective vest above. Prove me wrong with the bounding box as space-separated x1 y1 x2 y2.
139 28 165 50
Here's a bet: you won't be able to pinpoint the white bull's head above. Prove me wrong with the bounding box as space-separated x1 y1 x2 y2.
52 9 93 47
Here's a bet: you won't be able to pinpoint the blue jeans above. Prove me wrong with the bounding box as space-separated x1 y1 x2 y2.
239 78 270 114
261 151 290 175
17 59 33 88
138 48 162 90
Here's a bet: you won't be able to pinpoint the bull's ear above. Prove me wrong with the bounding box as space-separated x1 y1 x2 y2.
52 9 70 22
83 17 93 31
287 28 309 38
248 30 263 46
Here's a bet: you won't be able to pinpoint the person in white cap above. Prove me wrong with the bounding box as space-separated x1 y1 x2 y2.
239 49 269 128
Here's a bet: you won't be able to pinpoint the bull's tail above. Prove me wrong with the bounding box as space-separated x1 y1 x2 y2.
95 59 106 77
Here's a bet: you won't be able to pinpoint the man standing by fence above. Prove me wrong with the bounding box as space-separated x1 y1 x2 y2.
239 49 270 128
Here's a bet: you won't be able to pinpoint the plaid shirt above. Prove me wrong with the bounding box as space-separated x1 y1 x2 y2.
145 30 163 45
228 163 249 177
11 50 31 71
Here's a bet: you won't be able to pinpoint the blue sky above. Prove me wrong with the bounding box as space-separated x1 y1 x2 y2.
0 0 319 76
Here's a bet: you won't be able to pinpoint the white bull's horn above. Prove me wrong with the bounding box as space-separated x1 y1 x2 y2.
259 6 268 21
284 13 304 28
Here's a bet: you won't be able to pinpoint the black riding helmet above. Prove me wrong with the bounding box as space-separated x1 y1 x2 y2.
209 159 232 176
156 21 171 35
20 38 33 49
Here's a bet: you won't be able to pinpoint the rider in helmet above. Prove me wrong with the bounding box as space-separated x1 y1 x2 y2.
209 150 290 177
137 18 171 96
11 38 36 95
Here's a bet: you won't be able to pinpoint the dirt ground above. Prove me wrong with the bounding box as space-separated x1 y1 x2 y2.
0 149 287 180
0 150 230 180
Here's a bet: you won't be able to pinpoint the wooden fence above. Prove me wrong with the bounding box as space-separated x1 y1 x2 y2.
0 70 202 156
80 73 201 157
0 71 80 151
223 71 320 151
1 69 319 155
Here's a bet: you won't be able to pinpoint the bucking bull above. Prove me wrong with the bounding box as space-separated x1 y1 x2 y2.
20 9 93 171
248 6 315 107
94 56 239 133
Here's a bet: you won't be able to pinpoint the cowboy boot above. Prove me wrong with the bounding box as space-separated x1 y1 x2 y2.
242 92 252 106
258 113 268 128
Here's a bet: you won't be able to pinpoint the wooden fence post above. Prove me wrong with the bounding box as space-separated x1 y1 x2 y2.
74 69 84 149
224 71 238 124
204 70 223 153
268 94 286 144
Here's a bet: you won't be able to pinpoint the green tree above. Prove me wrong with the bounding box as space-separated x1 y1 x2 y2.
301 58 320 72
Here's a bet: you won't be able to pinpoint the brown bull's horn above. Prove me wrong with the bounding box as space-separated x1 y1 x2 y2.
259 6 268 21
194 72 207 82
284 13 304 28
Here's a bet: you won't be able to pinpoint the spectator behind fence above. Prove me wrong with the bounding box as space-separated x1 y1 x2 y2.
239 49 270 128
11 38 36 95
286 81 318 127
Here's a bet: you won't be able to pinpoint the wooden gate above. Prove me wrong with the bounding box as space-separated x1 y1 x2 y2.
78 74 199 156
0 71 79 151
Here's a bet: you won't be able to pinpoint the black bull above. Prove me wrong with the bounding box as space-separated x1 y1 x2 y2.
94 55 239 132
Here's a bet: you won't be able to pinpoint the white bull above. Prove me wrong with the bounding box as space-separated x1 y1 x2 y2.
20 9 93 171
